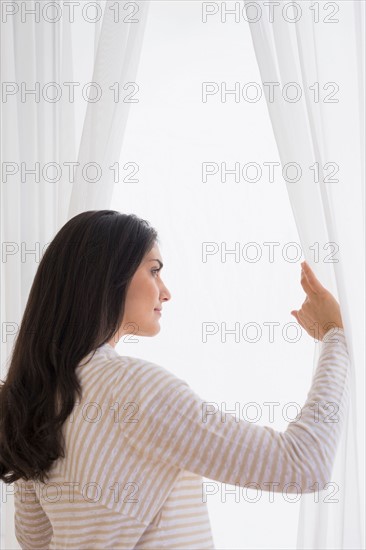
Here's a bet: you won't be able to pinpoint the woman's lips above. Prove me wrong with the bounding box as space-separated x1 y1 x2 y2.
154 309 162 315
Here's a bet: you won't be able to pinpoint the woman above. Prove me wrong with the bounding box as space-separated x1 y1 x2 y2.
0 210 350 549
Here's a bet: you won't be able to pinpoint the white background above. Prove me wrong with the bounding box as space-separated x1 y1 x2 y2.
107 3 322 549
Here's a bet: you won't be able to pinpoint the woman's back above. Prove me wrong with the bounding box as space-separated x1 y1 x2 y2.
14 329 350 549
14 343 215 549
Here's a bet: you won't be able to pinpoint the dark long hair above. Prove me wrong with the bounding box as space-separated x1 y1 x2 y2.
0 210 158 484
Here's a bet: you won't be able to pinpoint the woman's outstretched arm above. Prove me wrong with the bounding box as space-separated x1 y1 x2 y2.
118 327 350 495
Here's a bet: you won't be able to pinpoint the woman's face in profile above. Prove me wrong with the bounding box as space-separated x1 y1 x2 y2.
108 244 171 347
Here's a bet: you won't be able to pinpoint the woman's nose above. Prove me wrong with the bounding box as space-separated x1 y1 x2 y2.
161 285 171 302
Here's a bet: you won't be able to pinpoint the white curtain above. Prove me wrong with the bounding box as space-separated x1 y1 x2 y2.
0 1 149 547
1 1 364 548
245 0 365 548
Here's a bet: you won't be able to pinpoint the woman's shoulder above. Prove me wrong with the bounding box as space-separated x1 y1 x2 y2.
92 343 189 401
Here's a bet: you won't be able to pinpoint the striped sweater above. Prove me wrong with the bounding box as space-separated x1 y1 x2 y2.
14 328 350 549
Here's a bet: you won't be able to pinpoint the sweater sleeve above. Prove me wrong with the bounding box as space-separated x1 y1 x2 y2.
14 478 53 550
120 327 350 495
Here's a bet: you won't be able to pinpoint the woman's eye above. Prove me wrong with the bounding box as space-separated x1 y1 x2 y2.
151 269 160 277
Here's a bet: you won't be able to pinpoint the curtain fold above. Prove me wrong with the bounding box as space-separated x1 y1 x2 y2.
245 1 365 548
68 0 150 216
1 1 364 548
0 2 149 547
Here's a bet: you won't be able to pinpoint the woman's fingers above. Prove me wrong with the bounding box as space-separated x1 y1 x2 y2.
292 304 313 331
292 261 343 340
297 308 311 325
291 309 304 327
301 261 327 296
290 310 299 321
300 269 315 298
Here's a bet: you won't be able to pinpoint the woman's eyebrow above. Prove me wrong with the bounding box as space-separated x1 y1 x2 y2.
148 259 163 268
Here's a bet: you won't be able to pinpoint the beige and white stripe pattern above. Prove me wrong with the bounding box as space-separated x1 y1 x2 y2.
14 328 350 549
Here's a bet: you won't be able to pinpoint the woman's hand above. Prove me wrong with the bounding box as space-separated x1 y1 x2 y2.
291 261 344 341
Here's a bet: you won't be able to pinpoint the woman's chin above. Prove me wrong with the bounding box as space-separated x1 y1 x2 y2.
138 323 161 337
151 322 161 335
